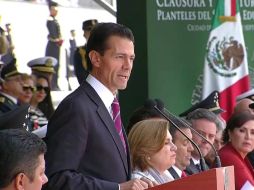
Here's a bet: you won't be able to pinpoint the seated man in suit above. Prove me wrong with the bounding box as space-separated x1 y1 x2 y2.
168 119 194 179
0 129 48 190
184 108 220 175
205 120 224 168
0 60 23 114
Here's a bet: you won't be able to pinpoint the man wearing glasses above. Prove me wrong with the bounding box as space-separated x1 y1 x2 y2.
0 60 23 114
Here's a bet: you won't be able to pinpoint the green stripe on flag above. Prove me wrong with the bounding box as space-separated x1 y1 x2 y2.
211 0 240 30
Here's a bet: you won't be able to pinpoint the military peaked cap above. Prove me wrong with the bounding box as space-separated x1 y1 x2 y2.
0 59 21 80
82 19 98 31
179 91 225 117
27 57 57 73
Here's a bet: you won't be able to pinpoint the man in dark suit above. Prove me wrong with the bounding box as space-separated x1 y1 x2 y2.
43 23 152 190
0 60 23 114
168 120 194 179
184 108 220 175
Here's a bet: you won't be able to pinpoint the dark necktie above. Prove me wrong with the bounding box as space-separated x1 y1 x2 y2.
112 97 126 152
195 163 201 172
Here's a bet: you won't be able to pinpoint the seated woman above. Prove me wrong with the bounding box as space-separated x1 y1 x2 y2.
219 110 254 190
29 75 54 131
128 119 177 184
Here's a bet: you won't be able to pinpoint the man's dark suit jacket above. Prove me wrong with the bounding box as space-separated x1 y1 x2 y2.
43 81 131 190
185 158 210 175
185 159 201 175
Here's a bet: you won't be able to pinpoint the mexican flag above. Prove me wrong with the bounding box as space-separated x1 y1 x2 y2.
202 0 250 121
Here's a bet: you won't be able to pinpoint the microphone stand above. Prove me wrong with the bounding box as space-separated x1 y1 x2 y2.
153 105 208 171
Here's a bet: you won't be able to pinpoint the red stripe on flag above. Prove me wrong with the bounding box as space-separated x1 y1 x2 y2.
219 75 250 121
231 0 236 16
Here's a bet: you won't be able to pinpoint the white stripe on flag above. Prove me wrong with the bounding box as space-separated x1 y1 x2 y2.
225 0 231 16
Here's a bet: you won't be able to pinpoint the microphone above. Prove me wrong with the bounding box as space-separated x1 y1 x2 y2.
150 99 208 172
154 99 221 168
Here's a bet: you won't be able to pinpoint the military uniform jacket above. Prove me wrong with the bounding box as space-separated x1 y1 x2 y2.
0 93 18 114
45 16 61 60
46 16 61 43
74 45 89 84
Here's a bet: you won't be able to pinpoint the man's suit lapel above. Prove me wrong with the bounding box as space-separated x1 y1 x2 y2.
168 167 180 179
83 82 129 176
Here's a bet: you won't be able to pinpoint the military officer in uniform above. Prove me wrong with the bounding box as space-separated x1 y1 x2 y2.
27 56 57 87
1 23 15 64
74 19 98 84
0 26 8 65
45 1 63 90
0 60 23 114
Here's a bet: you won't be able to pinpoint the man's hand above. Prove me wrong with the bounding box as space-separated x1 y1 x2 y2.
120 178 157 190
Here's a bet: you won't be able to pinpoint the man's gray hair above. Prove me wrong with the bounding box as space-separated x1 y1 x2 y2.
186 108 221 130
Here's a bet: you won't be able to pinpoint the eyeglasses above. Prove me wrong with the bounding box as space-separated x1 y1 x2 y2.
36 85 50 92
23 86 35 92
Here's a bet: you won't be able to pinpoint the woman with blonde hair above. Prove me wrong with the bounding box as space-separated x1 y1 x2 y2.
128 119 177 184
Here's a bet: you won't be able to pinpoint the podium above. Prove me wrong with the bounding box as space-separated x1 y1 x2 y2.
148 166 235 190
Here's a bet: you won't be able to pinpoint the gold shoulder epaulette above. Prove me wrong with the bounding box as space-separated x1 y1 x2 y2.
0 97 5 103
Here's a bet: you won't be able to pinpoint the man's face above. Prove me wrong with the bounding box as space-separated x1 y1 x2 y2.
83 30 91 40
91 36 135 95
50 6 58 17
213 130 223 151
3 75 23 98
205 129 223 162
191 119 217 159
173 128 194 170
23 154 48 190
18 78 35 104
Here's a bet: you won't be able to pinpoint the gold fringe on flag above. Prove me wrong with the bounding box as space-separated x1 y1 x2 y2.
219 16 236 22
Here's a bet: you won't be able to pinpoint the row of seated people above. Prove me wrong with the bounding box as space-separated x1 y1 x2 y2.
126 97 254 190
0 57 55 131
1 96 254 190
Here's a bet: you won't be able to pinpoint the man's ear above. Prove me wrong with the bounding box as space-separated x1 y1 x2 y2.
88 50 101 68
14 173 26 190
1 81 7 90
